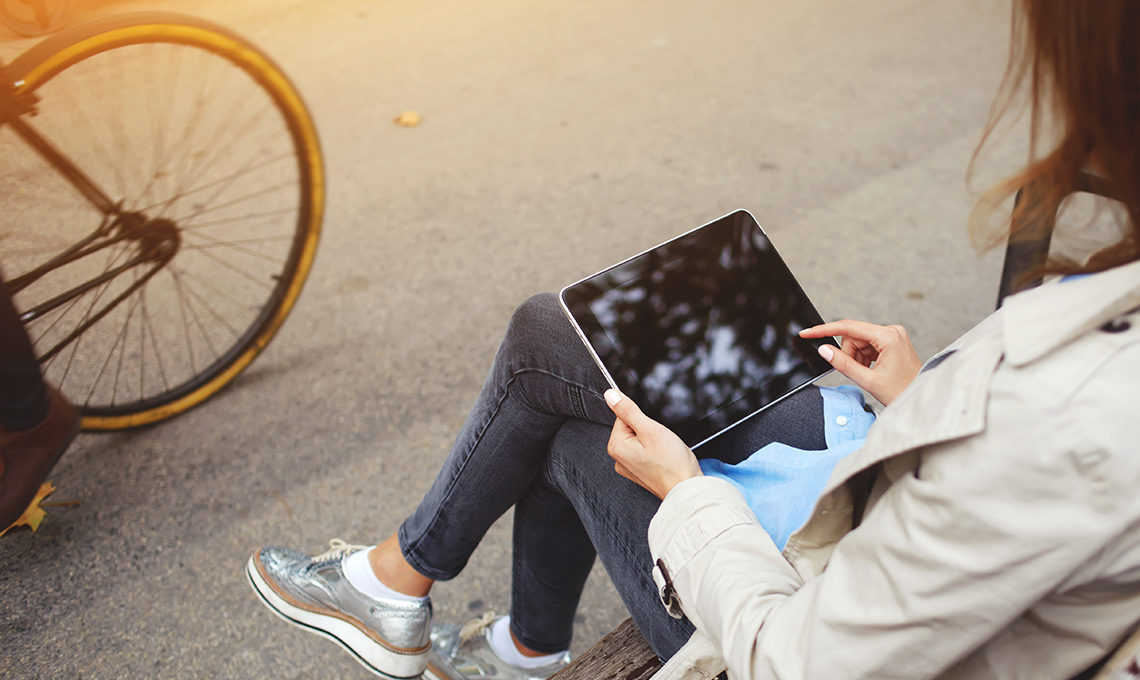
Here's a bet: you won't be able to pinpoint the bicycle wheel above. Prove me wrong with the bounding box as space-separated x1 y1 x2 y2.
0 12 324 430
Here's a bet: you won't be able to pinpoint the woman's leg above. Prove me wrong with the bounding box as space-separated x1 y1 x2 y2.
507 468 601 653
513 386 827 659
246 293 614 676
396 292 614 581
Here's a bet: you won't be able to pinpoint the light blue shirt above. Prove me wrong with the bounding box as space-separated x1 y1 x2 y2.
698 385 875 550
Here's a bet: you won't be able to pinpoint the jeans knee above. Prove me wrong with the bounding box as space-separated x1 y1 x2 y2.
503 293 568 350
511 293 560 327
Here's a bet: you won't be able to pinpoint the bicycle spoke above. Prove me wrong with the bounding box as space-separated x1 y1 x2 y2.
56 64 126 201
180 208 297 232
66 47 132 202
132 151 294 215
44 257 158 371
170 267 221 362
34 239 135 362
170 267 199 376
200 246 278 290
0 163 101 210
131 53 220 217
85 295 138 408
174 267 242 339
169 180 296 224
141 285 172 394
167 99 275 211
55 296 86 394
49 240 130 387
156 56 240 214
181 233 292 247
136 269 145 401
150 52 225 215
111 298 131 407
181 230 289 264
138 44 187 209
31 240 129 349
108 60 140 203
175 263 264 318
158 106 285 225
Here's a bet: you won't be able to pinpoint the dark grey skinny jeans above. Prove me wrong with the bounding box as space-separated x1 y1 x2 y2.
398 293 826 658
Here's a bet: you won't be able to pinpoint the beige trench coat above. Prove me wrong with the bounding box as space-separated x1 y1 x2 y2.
647 259 1140 680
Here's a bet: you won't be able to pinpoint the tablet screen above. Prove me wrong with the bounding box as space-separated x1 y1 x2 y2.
560 210 837 449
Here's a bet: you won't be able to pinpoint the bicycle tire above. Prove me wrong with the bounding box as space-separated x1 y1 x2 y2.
2 12 324 430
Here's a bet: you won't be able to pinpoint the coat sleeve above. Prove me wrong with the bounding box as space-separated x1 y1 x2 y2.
648 400 1133 680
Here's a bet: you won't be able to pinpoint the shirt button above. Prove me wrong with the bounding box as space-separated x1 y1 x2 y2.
836 416 849 426
1101 318 1131 333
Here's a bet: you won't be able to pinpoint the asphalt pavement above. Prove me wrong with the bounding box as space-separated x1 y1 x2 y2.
1 1 1021 677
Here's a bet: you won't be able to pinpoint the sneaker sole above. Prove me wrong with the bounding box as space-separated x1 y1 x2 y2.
424 658 469 680
245 554 428 679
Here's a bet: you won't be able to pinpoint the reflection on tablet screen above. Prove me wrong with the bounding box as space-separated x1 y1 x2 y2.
562 210 835 448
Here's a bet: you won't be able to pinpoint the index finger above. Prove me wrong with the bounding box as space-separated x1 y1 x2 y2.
799 319 890 344
605 389 657 434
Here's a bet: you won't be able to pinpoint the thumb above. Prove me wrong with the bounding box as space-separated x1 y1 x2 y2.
817 344 875 385
605 389 654 433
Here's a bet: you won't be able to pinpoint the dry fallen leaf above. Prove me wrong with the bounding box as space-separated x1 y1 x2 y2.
0 482 56 538
394 110 422 127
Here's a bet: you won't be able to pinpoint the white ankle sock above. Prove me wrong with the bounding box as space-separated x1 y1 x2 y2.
343 547 428 603
489 616 567 669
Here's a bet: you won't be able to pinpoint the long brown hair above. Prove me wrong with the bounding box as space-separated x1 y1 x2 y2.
970 0 1140 272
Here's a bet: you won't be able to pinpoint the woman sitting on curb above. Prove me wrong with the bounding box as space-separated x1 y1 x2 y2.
247 1 1140 678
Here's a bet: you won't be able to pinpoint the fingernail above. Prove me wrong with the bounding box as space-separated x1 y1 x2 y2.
818 345 835 362
604 389 621 407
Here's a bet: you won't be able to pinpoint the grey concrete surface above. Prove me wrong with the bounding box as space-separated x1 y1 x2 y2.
1 0 1026 677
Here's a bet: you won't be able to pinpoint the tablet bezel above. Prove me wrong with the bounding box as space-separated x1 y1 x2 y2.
559 209 838 450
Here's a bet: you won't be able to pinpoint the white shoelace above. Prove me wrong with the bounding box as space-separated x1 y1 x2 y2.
314 538 368 562
459 611 498 642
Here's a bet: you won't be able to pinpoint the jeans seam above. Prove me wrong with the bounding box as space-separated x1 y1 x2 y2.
509 486 581 654
401 367 603 577
545 454 653 588
398 528 457 581
570 381 594 420
545 454 689 653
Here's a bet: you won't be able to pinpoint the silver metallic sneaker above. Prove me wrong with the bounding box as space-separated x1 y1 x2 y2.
425 613 570 680
246 539 432 679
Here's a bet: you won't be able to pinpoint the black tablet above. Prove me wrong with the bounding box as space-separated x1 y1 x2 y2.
559 210 837 449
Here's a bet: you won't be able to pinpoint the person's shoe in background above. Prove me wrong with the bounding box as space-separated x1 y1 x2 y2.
0 386 79 530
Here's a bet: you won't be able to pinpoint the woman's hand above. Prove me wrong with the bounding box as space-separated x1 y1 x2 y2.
799 320 922 406
605 389 702 500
